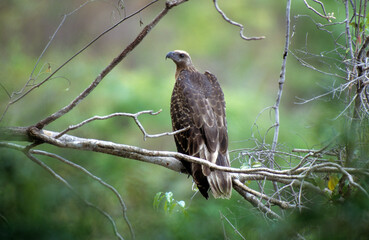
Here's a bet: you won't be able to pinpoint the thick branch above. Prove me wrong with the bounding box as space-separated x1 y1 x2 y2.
3 127 367 178
0 126 32 142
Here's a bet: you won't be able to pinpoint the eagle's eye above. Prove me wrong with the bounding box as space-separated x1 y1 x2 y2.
179 53 185 58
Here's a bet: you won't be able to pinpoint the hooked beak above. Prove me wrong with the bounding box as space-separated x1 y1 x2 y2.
166 51 174 60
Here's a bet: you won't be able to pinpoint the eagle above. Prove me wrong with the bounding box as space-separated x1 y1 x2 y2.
166 50 232 199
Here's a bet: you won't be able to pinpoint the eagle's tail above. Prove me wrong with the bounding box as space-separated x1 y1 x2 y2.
206 153 232 199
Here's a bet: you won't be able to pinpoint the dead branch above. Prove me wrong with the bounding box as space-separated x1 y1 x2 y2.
3 127 367 177
220 211 246 240
3 125 369 206
55 110 189 140
233 179 281 219
271 0 291 155
233 179 295 209
213 0 265 41
303 0 335 22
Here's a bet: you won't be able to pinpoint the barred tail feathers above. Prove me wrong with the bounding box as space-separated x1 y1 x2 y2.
206 153 232 199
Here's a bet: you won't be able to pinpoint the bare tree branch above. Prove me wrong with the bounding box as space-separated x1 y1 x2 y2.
303 0 335 22
55 110 189 140
233 179 296 209
220 211 246 240
233 179 281 219
213 0 265 41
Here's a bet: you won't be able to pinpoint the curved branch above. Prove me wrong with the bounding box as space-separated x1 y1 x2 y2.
303 0 335 22
233 179 296 209
213 0 264 41
55 110 189 140
233 179 281 219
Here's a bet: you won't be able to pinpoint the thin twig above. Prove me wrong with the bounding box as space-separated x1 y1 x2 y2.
213 0 264 41
303 0 335 22
220 211 246 240
345 0 354 61
271 0 291 155
333 93 357 120
55 110 189 139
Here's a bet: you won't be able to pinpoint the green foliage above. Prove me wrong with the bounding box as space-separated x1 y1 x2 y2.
153 192 187 216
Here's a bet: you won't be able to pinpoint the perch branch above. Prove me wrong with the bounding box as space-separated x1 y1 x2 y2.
2 127 369 178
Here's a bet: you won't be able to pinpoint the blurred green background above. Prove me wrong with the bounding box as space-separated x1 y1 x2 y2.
1 0 367 239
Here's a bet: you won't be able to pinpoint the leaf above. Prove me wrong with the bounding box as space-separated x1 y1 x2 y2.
240 163 250 169
177 201 185 208
168 202 177 214
251 161 262 168
245 180 251 186
153 192 187 215
153 192 164 210
328 175 339 191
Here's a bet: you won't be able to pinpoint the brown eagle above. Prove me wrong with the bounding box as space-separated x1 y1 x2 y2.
166 50 232 199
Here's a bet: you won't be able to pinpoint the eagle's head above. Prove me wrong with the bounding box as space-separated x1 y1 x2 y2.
166 50 194 69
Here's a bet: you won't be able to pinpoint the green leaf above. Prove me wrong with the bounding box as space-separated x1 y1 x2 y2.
240 163 250 169
252 161 262 168
153 192 187 215
153 192 164 210
168 202 177 214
